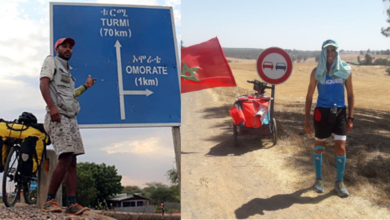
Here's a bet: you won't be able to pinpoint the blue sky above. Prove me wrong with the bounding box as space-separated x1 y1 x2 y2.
182 0 390 51
0 0 180 188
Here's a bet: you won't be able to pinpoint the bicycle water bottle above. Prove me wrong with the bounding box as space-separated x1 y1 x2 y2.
331 103 337 114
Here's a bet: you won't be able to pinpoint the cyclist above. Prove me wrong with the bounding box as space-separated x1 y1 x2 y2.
40 37 96 214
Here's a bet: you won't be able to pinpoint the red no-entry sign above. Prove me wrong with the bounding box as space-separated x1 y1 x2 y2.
256 47 293 85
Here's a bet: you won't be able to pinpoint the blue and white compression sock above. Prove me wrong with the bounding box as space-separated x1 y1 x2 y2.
336 154 346 182
314 145 325 179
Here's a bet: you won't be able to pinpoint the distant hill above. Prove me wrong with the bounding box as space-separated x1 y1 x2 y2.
219 47 390 63
222 48 322 62
222 48 264 60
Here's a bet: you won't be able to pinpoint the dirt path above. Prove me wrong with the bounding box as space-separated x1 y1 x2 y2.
0 203 115 219
181 88 390 219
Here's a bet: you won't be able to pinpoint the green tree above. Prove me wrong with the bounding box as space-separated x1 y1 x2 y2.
122 185 143 194
62 162 122 207
166 168 178 186
83 163 123 207
374 58 390 65
382 0 390 37
142 182 176 204
76 167 98 206
365 54 373 65
90 163 123 206
169 185 180 202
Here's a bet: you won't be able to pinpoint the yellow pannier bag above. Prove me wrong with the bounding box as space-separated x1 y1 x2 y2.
0 119 50 175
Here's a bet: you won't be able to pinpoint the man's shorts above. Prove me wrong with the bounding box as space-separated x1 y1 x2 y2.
313 107 347 139
44 113 85 158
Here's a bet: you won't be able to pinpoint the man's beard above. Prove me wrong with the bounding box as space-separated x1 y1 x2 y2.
59 52 72 60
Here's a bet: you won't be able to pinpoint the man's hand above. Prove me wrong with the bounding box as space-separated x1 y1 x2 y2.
49 106 61 123
84 75 96 88
347 120 353 132
304 121 312 135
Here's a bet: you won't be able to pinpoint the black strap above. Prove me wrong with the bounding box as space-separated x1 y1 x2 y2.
33 145 39 167
0 136 3 168
36 140 47 170
5 122 29 132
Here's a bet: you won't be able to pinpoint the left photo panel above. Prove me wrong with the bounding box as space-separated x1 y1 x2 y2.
0 0 181 219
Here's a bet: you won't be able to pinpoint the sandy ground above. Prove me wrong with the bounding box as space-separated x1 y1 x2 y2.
181 60 390 219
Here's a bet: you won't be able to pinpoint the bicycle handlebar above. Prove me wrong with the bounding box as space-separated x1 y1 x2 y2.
236 98 273 102
246 80 273 89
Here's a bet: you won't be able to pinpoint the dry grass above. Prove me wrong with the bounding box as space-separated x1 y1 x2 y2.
227 57 256 64
215 59 390 209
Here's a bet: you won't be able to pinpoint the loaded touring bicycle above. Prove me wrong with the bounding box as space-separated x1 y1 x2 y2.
0 112 50 207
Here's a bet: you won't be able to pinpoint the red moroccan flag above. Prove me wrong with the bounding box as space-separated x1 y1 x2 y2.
181 37 237 93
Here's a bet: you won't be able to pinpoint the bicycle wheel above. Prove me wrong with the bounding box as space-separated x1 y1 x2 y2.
2 147 21 207
23 176 38 204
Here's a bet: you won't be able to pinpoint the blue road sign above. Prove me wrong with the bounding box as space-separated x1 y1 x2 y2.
50 3 181 128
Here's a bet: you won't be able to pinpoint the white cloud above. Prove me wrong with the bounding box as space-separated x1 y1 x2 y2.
0 1 49 79
102 137 172 156
164 0 180 7
0 79 45 109
173 9 181 26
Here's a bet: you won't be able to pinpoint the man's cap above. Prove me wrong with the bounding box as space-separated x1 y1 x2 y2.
322 39 338 49
55 38 75 50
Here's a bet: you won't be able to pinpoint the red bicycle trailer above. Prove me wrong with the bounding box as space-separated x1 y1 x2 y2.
229 79 277 147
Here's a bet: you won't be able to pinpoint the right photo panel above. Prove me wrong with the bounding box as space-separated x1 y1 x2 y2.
181 0 390 219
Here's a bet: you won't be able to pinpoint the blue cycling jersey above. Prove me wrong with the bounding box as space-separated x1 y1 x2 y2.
316 75 346 108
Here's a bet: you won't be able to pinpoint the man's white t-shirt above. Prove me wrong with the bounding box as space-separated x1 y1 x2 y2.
40 56 56 81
